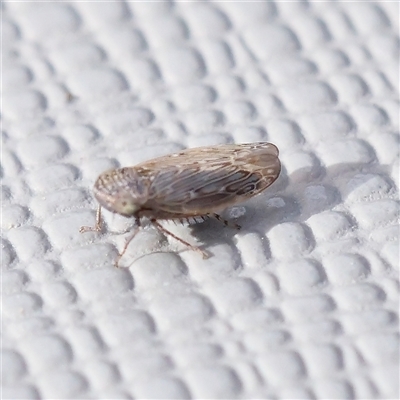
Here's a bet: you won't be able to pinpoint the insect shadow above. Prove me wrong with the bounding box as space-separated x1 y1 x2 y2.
81 143 390 264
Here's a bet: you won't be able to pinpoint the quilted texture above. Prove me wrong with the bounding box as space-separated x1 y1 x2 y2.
2 2 399 399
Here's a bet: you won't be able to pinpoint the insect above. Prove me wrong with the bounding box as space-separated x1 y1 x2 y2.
80 142 281 266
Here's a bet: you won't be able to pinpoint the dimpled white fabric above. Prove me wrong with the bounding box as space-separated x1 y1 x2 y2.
2 2 399 399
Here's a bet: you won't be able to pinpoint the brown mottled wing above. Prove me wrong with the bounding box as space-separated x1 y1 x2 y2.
137 143 281 216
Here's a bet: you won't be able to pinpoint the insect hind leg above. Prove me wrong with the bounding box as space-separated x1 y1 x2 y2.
151 219 209 259
212 213 241 230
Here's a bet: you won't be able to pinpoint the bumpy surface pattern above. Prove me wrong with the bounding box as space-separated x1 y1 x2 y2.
2 2 399 399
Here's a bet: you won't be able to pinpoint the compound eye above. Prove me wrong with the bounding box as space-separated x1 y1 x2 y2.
114 198 138 216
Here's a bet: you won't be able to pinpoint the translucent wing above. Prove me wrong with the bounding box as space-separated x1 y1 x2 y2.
136 142 281 216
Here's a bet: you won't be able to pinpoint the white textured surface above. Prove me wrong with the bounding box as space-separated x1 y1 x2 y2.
2 2 399 399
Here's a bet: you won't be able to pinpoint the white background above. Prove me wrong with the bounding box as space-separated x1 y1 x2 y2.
2 1 399 399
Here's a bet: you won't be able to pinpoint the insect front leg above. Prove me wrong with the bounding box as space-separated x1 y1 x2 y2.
151 219 210 259
80 205 103 233
115 218 141 268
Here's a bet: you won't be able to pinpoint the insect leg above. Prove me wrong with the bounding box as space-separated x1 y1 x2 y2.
80 205 103 233
151 219 209 259
115 216 141 268
212 213 241 230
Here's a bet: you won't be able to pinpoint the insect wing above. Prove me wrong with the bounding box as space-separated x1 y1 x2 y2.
138 143 281 215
